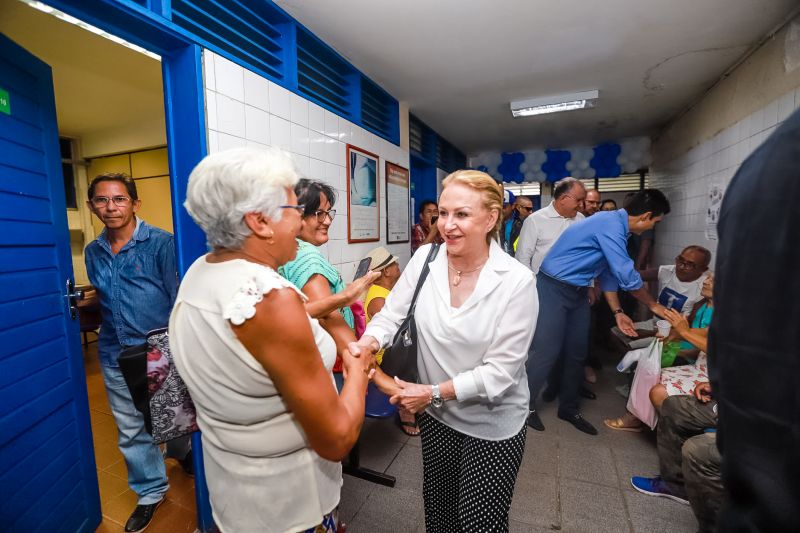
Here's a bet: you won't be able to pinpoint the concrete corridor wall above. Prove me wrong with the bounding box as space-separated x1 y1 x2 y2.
650 20 800 267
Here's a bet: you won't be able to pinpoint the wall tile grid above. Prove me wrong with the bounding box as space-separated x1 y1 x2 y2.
202 51 412 279
649 87 800 268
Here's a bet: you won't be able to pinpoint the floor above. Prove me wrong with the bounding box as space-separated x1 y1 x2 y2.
83 342 197 533
338 346 700 533
84 343 697 533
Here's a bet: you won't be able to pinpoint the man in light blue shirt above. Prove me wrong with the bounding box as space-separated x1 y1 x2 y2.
85 173 187 532
527 189 670 435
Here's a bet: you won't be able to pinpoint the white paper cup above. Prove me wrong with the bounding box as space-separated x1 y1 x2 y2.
656 319 671 337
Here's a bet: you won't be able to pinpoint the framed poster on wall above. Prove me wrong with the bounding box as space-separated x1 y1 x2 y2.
385 162 410 244
346 144 380 243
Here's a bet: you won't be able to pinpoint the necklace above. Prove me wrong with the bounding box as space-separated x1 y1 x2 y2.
447 257 488 286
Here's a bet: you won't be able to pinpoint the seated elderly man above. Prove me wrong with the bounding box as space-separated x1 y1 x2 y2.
609 245 711 350
631 381 721 533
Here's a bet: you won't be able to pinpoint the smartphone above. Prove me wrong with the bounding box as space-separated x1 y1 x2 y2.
431 215 439 225
353 257 372 281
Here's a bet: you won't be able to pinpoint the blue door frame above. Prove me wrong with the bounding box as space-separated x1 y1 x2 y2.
33 0 214 529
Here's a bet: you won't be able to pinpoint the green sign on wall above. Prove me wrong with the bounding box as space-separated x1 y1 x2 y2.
0 88 10 115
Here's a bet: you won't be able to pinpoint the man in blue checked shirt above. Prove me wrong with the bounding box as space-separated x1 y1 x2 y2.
526 189 671 435
84 173 189 533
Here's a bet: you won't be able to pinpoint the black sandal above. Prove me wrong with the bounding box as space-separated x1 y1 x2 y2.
396 414 420 436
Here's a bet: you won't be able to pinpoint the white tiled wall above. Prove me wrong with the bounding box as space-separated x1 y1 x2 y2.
202 51 412 279
649 88 800 268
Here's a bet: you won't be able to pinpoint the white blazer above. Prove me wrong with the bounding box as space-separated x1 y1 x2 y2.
365 240 538 440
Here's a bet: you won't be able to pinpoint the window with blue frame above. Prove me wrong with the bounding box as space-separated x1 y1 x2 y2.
168 0 400 145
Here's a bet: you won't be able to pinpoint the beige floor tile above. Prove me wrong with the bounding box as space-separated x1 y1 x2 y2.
95 440 125 470
101 488 138 526
97 470 130 505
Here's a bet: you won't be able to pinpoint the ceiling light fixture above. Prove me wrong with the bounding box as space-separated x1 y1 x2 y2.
510 90 599 118
19 0 161 61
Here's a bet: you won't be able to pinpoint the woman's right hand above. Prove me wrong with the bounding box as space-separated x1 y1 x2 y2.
341 347 374 379
663 308 690 335
347 336 380 359
342 271 381 304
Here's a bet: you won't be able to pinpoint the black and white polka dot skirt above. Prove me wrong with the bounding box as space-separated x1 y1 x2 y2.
417 412 526 533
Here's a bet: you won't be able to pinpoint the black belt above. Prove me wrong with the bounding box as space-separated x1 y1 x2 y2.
538 270 586 292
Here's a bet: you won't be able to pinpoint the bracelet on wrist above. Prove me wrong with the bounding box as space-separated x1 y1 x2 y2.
613 309 624 315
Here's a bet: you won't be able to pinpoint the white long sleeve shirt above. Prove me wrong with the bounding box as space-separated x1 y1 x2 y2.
364 240 538 440
515 202 584 274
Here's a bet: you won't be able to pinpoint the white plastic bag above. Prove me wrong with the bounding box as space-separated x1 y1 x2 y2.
617 344 653 372
626 338 662 429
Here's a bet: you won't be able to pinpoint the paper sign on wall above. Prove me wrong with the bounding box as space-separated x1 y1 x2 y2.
0 88 10 115
705 182 724 240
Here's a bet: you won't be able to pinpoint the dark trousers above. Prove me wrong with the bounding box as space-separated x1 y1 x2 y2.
658 395 722 533
418 413 526 533
527 272 589 416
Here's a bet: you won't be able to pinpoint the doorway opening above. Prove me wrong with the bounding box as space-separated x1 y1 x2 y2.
0 1 194 529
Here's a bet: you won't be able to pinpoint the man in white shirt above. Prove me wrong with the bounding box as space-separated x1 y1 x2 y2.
610 245 711 349
516 178 586 273
516 179 595 407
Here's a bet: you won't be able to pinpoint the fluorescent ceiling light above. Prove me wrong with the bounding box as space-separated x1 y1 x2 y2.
511 90 599 118
20 0 161 61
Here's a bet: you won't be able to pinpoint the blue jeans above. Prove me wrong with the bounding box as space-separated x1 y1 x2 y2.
101 364 180 505
526 272 590 417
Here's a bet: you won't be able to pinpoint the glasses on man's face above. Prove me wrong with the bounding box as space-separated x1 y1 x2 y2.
312 209 336 223
675 256 698 270
564 194 586 204
519 206 533 212
91 196 131 208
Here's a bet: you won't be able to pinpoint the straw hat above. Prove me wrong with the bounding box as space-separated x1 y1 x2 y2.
365 246 398 271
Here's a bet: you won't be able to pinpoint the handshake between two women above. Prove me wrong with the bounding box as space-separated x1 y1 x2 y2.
345 336 436 414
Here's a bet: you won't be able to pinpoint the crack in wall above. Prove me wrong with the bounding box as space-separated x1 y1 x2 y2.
642 45 749 93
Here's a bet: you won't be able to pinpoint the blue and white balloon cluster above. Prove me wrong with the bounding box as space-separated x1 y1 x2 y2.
564 146 596 179
618 137 652 174
469 136 652 183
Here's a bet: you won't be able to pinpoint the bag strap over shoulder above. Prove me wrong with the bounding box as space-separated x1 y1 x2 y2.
405 244 440 319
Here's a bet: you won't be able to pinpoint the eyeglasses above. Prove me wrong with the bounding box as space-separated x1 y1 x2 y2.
675 256 698 270
312 209 336 223
564 194 586 204
91 196 131 208
519 206 534 212
279 204 306 214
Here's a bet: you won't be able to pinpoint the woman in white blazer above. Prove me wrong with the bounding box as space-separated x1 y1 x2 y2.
352 170 539 532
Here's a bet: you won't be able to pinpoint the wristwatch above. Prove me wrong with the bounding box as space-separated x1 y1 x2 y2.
613 308 624 315
430 384 444 408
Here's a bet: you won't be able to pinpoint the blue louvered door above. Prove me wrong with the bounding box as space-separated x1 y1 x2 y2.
0 34 101 532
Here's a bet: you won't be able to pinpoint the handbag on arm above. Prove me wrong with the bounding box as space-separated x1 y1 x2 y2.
379 244 441 382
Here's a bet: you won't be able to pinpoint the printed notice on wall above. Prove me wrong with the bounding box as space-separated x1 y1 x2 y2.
705 182 724 240
347 145 380 242
385 162 410 244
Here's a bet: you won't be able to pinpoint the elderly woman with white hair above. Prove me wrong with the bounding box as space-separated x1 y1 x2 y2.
169 147 371 533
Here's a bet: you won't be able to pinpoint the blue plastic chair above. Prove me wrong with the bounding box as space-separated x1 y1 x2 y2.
334 376 397 486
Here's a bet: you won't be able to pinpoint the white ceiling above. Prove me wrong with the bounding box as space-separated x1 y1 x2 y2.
275 0 799 154
0 0 164 144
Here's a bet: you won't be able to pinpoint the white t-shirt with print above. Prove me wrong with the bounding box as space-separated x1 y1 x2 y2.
657 265 707 315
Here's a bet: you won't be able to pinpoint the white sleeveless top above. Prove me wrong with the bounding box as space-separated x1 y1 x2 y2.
169 257 341 533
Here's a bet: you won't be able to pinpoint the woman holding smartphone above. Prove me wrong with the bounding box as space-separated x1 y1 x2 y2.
280 179 378 362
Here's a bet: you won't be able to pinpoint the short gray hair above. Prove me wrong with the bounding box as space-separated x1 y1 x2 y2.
553 177 585 199
184 147 300 249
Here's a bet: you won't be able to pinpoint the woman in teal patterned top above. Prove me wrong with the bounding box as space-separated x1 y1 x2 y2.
280 179 377 360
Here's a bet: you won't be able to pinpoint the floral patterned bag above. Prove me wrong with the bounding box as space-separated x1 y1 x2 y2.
146 327 199 444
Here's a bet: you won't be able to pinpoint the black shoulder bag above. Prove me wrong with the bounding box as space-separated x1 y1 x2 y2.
380 244 440 382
